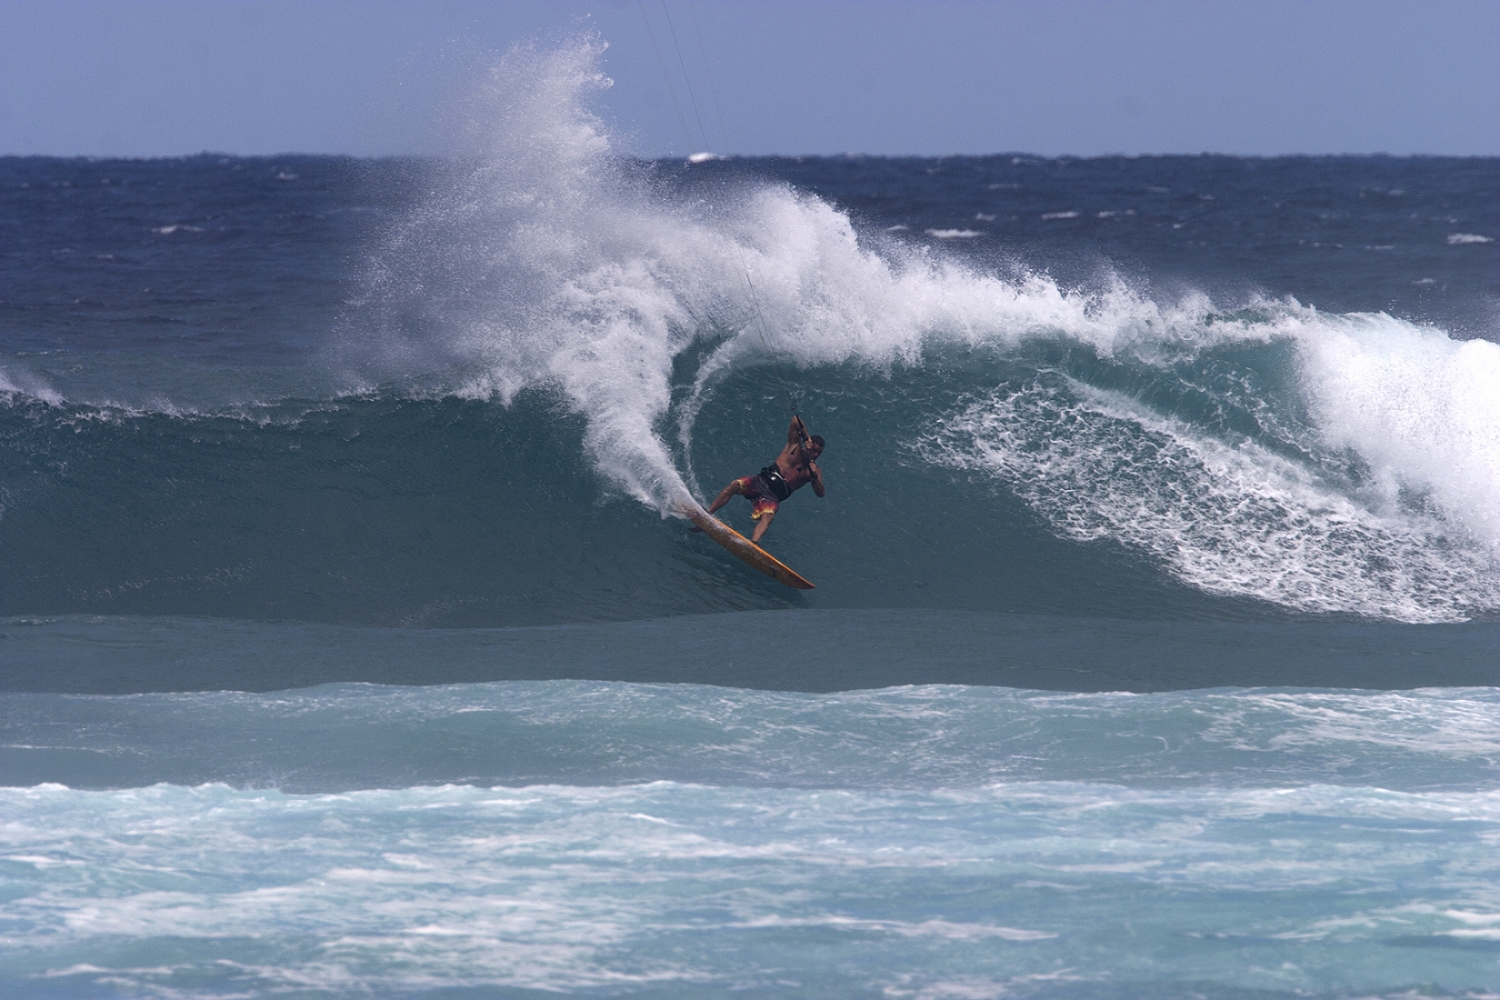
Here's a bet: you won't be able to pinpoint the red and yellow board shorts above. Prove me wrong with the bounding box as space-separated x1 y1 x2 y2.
734 475 781 520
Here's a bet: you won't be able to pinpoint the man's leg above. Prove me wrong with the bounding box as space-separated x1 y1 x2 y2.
706 479 745 515
750 508 775 543
691 479 746 531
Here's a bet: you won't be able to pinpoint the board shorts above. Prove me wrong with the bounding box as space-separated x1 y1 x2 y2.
733 475 780 520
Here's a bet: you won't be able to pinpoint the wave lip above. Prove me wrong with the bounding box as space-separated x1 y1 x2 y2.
1299 312 1500 554
919 294 1500 623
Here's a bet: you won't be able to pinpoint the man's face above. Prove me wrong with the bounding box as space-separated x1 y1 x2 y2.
808 444 823 462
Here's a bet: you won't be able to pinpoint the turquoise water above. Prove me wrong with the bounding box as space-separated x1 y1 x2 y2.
4 676 1499 998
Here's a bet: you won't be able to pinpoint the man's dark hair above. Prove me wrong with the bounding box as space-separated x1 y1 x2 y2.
810 434 825 449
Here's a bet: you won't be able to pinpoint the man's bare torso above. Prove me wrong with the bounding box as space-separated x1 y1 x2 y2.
772 441 817 489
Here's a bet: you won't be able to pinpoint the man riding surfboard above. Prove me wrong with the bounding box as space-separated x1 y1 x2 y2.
699 415 825 544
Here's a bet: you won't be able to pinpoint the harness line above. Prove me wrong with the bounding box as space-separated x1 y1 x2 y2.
639 1 806 430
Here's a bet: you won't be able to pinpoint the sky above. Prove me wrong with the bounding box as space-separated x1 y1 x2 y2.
1 0 1496 158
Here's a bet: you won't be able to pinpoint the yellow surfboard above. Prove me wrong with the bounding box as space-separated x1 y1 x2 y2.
681 503 815 590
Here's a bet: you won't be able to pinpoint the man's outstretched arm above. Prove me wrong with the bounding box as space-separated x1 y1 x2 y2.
788 414 810 447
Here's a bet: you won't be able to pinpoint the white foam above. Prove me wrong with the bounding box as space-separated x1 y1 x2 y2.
366 40 1152 509
4 778 1497 994
356 39 698 510
925 228 981 238
362 44 1266 514
1199 689 1500 759
1448 233 1494 245
925 372 1500 621
727 914 1055 941
1296 312 1500 549
0 367 64 405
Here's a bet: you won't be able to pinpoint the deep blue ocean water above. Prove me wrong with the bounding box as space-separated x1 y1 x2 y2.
2 44 1499 1000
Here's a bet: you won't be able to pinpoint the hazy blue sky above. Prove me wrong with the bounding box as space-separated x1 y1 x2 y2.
2 0 1496 158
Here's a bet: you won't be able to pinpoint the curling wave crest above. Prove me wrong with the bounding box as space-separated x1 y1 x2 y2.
923 309 1500 622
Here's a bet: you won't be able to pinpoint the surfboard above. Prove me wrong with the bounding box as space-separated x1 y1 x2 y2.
681 504 815 590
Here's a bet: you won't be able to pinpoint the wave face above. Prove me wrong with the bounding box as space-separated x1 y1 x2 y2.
3 333 1499 625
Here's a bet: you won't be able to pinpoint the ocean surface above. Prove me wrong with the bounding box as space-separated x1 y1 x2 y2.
3 43 1499 1000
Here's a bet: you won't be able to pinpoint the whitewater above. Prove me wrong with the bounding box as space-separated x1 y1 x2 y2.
2 38 1498 1000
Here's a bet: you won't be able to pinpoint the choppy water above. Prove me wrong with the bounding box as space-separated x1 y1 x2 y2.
1 39 1497 1000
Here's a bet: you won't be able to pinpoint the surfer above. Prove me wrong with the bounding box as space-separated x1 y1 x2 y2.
700 415 825 543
